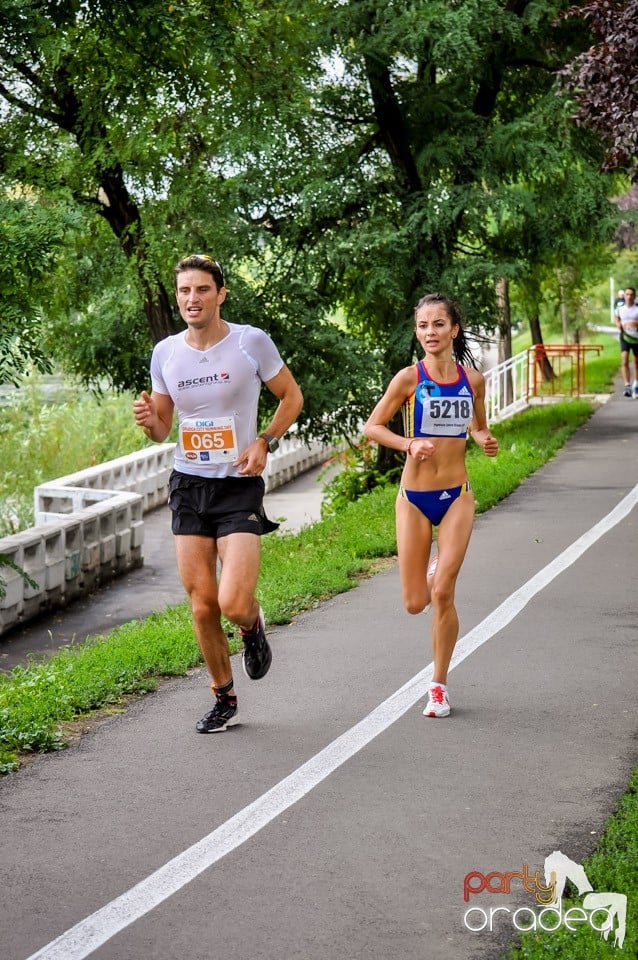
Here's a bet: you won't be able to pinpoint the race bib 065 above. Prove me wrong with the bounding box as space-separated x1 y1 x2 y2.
180 416 238 464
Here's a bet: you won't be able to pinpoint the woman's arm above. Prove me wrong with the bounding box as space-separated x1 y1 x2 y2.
467 370 499 457
363 368 417 453
364 366 436 462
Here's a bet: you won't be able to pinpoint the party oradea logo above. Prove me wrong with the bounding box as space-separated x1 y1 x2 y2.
463 850 627 949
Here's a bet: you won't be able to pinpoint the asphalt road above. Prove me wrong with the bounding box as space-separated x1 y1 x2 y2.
1 391 637 960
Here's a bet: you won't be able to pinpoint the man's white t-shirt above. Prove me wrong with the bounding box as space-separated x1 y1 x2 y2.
150 323 284 478
616 304 638 343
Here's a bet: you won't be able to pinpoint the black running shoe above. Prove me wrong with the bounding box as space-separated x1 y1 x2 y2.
240 607 272 680
196 696 238 733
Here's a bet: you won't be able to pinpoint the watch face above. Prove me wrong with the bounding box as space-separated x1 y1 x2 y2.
267 436 279 453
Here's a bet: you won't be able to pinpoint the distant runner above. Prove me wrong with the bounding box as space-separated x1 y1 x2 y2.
134 255 303 733
614 285 638 398
364 293 498 718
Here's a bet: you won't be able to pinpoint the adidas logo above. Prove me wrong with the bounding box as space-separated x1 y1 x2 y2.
199 356 209 363
247 513 260 522
439 491 451 500
458 385 471 396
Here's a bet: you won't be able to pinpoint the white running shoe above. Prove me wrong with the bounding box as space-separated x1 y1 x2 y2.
423 684 451 718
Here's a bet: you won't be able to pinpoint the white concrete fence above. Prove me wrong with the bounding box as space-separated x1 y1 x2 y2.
0 437 333 636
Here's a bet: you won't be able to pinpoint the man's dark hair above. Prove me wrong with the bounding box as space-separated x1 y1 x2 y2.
174 255 224 290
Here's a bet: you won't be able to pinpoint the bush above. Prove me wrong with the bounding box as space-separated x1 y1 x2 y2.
319 437 402 517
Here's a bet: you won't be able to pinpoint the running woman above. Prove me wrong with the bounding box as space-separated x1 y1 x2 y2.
134 255 303 733
364 292 498 718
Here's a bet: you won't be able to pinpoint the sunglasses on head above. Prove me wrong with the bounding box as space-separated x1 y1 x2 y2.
185 254 224 284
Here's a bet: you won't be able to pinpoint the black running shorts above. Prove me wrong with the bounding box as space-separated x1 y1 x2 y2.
168 472 279 538
619 332 638 356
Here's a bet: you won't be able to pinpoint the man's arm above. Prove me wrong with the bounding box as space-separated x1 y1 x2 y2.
133 390 175 442
234 365 303 475
260 365 304 439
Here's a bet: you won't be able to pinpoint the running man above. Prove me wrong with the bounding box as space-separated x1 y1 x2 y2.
134 254 303 732
614 285 638 397
364 293 498 718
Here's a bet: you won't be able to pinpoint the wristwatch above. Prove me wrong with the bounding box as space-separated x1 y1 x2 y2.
258 433 279 454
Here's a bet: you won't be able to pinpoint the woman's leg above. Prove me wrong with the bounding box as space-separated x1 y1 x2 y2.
396 494 433 615
429 492 475 684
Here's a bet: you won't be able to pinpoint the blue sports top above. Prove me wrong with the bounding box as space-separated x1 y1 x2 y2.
402 360 474 439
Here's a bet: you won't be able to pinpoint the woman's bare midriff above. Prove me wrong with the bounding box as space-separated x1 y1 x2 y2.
401 436 468 490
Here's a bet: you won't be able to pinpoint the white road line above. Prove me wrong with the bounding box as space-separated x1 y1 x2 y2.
25 484 638 960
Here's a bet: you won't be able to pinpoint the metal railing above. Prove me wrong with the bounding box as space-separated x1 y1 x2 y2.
484 349 530 423
483 342 604 423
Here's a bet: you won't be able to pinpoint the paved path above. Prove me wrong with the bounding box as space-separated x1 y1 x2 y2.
1 393 637 960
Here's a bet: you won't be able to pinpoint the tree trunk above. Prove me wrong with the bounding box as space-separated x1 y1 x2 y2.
529 314 555 382
144 283 178 343
496 276 514 404
97 163 178 343
557 267 574 343
559 284 569 343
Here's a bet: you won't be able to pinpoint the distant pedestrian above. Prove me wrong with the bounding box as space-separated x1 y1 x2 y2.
134 254 303 732
614 286 638 398
364 293 498 719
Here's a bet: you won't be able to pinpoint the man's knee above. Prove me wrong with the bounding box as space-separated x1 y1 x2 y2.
218 586 254 625
190 592 221 625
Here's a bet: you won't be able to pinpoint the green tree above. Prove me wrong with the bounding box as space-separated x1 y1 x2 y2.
0 191 77 384
560 0 638 180
259 0 617 376
0 0 621 446
0 1 323 381
468 91 617 360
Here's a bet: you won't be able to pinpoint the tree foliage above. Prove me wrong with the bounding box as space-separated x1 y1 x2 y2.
0 0 377 433
258 0 618 381
0 0 622 440
560 0 638 179
0 1 319 353
0 192 78 385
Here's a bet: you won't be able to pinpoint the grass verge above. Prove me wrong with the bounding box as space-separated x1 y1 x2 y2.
0 396 600 774
504 769 638 958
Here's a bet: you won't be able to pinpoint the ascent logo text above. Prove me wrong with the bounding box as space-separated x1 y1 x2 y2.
178 373 230 388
